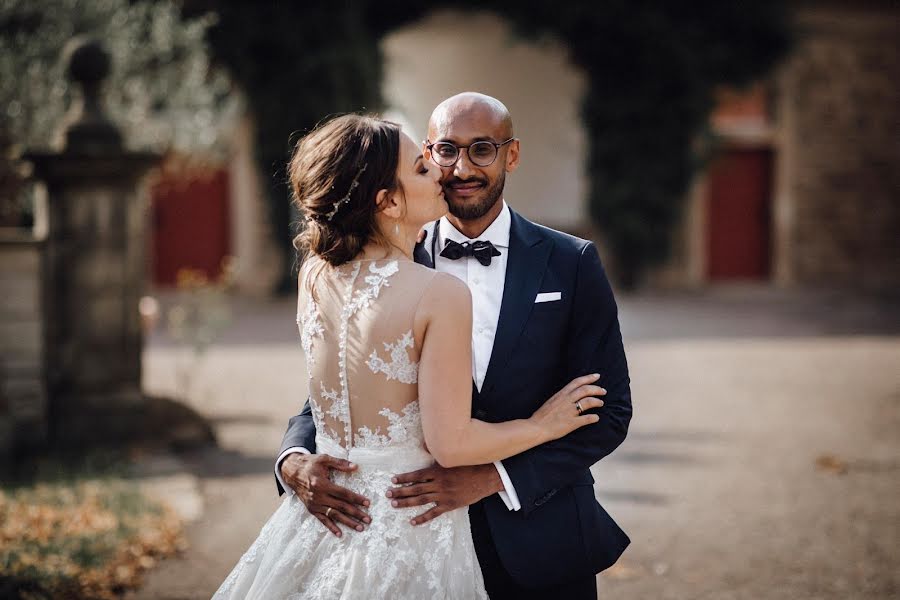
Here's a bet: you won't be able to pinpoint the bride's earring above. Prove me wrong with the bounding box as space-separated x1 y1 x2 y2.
394 223 400 236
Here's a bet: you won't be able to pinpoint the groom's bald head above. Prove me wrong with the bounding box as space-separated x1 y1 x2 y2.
427 92 514 141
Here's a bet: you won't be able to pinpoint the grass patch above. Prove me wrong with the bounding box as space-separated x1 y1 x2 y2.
0 457 185 600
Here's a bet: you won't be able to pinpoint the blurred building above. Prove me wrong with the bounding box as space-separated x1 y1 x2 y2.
381 5 899 291
657 2 899 290
154 2 898 293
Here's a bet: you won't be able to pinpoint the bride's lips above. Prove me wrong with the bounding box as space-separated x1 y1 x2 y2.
446 180 485 197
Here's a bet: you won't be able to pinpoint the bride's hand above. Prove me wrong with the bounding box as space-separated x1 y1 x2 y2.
529 373 605 442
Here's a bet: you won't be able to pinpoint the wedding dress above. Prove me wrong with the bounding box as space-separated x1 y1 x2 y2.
212 257 488 600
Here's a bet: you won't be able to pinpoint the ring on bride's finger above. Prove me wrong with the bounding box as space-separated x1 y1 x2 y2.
575 400 584 414
325 507 333 518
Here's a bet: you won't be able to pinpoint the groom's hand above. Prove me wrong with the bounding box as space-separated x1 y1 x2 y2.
281 453 371 537
386 463 503 525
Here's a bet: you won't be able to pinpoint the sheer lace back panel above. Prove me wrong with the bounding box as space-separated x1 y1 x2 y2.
297 257 436 451
213 256 488 600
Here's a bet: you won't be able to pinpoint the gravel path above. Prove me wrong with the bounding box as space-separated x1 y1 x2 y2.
129 288 900 599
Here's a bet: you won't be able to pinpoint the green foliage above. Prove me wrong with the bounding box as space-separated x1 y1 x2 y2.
199 2 427 290
0 0 237 155
202 1 789 287
1 1 790 285
502 1 791 285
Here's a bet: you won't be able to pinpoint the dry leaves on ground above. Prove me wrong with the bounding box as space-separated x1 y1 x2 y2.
815 453 849 475
0 479 186 599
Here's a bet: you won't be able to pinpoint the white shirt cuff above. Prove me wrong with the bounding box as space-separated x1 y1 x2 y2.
494 461 521 511
275 446 310 495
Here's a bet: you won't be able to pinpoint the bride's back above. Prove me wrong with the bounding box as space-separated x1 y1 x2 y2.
212 114 488 600
216 253 485 599
297 256 437 452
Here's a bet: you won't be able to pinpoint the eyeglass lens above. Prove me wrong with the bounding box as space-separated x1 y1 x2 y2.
432 141 499 167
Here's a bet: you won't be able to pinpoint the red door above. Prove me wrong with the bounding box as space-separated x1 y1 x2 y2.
151 167 231 286
706 148 772 280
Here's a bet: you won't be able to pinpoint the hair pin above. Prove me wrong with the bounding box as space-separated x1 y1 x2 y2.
325 163 368 221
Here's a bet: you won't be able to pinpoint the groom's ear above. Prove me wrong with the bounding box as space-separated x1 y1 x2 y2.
504 139 520 173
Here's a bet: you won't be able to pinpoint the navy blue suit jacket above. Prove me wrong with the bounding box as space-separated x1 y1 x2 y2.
277 209 631 587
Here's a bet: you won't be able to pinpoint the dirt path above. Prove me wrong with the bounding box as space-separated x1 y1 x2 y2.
129 289 900 599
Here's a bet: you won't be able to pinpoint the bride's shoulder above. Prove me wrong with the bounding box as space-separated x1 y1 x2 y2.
398 260 438 278
392 260 440 284
419 270 471 310
411 270 470 335
396 259 464 290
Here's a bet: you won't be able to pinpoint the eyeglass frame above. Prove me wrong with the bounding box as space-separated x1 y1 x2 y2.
423 137 517 167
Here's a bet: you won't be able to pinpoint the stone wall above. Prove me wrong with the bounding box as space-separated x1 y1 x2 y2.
0 230 47 453
774 4 900 289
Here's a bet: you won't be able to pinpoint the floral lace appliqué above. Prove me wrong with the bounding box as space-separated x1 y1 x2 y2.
367 330 418 384
347 260 399 316
309 382 343 444
297 301 323 360
355 402 423 449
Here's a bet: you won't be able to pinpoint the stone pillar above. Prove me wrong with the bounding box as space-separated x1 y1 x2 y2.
0 231 47 454
775 5 900 290
26 38 158 445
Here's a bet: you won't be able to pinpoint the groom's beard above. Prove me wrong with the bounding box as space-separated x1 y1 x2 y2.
444 172 506 220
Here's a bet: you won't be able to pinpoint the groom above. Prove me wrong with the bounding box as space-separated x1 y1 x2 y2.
277 92 632 598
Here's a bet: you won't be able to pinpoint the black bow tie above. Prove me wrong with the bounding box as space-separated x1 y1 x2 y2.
439 239 502 266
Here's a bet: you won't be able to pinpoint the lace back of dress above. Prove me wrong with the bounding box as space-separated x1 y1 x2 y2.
297 258 432 450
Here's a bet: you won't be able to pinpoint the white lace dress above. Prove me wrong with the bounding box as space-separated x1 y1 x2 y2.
212 258 488 600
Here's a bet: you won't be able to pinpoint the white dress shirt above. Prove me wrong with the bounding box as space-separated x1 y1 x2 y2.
276 201 521 511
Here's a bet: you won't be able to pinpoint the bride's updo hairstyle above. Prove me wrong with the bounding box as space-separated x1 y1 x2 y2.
290 114 402 267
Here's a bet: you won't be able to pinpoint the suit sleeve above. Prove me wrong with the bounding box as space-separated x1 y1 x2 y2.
274 398 318 495
500 242 632 515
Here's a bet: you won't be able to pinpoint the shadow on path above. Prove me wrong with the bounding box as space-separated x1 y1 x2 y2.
146 285 900 348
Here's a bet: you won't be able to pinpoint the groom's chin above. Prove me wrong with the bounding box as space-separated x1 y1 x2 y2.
447 195 494 220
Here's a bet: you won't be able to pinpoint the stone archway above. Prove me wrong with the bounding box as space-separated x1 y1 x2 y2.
206 2 790 288
381 11 588 235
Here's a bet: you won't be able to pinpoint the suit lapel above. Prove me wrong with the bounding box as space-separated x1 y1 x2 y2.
479 211 553 400
413 221 437 268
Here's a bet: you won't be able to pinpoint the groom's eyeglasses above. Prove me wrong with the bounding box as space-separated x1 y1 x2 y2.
424 138 515 168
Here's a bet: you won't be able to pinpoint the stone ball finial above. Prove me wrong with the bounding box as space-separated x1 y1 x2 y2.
64 37 111 86
60 36 122 153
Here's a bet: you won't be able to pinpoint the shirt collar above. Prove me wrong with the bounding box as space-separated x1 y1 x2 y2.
439 200 511 249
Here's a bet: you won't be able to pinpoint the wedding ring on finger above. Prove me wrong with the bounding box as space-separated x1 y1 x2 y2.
575 400 584 414
325 507 333 518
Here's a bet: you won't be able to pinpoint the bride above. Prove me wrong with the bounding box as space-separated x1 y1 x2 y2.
212 114 605 599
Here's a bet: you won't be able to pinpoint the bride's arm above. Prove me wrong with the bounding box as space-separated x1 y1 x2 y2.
416 273 603 468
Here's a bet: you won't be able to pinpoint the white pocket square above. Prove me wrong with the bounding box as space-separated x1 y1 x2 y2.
534 292 562 303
